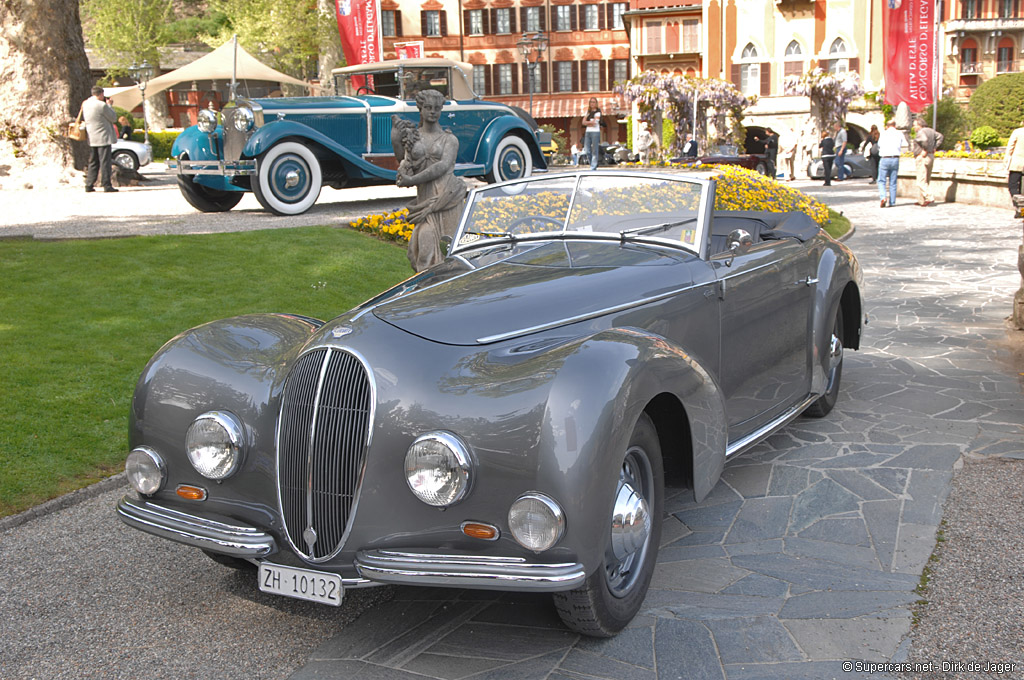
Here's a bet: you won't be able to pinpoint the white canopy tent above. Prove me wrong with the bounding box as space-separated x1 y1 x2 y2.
105 40 313 111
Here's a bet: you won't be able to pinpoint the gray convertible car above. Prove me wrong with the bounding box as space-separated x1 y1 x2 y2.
117 172 863 637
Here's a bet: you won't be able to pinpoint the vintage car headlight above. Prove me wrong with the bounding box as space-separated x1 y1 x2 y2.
126 446 165 495
233 106 255 132
509 493 565 552
405 432 473 507
197 108 218 133
185 411 245 480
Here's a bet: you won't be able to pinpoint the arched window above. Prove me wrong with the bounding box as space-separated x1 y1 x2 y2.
998 36 1016 72
739 43 760 96
784 40 804 78
828 38 849 73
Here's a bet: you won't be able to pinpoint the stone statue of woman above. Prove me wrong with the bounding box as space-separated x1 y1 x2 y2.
392 89 468 272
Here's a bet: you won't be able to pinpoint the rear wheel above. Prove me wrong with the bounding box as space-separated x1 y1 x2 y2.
252 141 323 215
805 305 844 417
485 135 533 183
553 413 663 637
175 158 243 213
112 150 139 171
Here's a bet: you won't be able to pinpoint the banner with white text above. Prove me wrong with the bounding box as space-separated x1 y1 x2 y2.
336 0 382 76
394 41 424 59
883 0 934 112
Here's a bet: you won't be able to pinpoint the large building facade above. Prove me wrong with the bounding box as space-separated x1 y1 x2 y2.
946 0 1024 101
379 0 633 146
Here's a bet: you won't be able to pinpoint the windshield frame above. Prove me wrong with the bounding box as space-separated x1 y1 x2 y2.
452 171 715 259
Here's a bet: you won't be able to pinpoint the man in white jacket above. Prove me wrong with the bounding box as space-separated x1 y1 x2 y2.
82 86 119 192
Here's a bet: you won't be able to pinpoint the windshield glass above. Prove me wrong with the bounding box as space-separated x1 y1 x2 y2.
456 173 707 253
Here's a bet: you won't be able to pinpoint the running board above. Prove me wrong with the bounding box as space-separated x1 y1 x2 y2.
725 395 818 458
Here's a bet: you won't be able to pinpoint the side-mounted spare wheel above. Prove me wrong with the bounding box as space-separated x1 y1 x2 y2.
175 154 244 213
485 135 534 183
252 141 323 216
553 412 664 637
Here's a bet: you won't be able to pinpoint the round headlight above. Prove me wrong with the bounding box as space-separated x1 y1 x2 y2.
186 411 244 480
197 108 218 133
404 432 473 507
233 106 255 132
126 446 165 495
509 493 564 552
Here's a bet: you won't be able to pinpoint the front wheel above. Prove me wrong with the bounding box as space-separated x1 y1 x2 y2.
485 135 533 183
553 413 663 637
805 304 844 417
252 141 322 215
176 169 243 213
112 150 139 171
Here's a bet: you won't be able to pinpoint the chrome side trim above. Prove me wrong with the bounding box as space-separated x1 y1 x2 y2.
725 394 818 458
167 158 257 177
116 495 276 558
354 549 587 591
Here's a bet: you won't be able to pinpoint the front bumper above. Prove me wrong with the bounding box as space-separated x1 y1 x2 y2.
166 158 257 177
116 495 276 558
355 549 587 591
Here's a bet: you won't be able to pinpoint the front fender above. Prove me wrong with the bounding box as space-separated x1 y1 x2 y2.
538 327 726 571
476 116 548 171
244 120 394 180
171 125 222 161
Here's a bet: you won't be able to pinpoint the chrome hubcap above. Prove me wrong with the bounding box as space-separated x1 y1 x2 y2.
611 481 651 561
829 333 843 371
284 170 301 189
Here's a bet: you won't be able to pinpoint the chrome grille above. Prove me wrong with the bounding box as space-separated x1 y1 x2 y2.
221 109 249 161
278 348 372 562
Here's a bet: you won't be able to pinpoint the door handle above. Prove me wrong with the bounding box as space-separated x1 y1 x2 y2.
795 276 819 286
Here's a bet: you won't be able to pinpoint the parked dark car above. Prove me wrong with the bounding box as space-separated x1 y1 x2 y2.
167 58 547 215
807 154 874 179
117 171 863 637
693 143 770 175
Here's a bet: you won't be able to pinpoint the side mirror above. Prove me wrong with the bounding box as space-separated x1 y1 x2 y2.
725 229 753 267
440 234 453 256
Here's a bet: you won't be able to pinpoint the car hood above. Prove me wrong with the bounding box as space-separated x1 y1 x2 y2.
370 240 694 345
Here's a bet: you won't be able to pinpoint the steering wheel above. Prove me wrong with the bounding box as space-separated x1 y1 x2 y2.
356 86 375 95
508 215 564 232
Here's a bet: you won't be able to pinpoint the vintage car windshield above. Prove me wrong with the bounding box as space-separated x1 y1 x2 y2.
336 67 452 99
455 173 708 254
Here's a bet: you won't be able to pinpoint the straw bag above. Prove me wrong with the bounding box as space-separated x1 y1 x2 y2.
67 106 86 141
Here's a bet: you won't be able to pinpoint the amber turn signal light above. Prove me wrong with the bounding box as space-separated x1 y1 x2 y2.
176 485 208 501
461 521 499 541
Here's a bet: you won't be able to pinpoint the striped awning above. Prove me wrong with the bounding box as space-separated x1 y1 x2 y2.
494 95 625 120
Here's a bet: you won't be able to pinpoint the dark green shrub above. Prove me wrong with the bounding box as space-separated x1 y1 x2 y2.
968 73 1024 136
969 125 1001 148
127 130 179 159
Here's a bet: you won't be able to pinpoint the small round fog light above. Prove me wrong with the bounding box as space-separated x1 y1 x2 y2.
508 493 564 552
405 432 472 507
126 447 165 495
186 411 244 480
197 108 218 133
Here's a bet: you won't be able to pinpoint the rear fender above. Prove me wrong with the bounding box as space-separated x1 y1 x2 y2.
477 116 548 171
810 244 863 395
538 327 726 571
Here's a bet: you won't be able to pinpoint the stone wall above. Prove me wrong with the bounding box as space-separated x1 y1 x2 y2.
897 157 1012 210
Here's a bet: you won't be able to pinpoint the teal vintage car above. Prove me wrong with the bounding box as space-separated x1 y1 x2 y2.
167 58 549 216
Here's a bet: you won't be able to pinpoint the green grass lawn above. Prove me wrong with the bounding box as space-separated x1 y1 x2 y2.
0 227 412 517
825 208 851 240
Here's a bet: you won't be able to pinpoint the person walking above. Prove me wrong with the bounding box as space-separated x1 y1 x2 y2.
779 136 797 181
833 121 848 181
1004 120 1024 217
82 86 119 193
819 130 836 186
582 98 603 171
864 124 881 183
912 117 942 206
877 119 905 208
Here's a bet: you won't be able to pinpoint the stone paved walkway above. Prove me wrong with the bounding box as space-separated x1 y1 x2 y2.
290 181 1024 680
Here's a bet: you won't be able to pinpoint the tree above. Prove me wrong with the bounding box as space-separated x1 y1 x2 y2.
81 0 175 129
0 0 92 188
784 68 864 134
617 71 754 157
923 97 968 150
968 73 1024 137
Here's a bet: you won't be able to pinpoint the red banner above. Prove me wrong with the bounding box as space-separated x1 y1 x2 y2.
336 0 382 69
394 41 424 59
883 0 934 112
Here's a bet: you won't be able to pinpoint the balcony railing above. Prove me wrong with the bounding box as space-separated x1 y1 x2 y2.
998 60 1018 73
961 62 983 74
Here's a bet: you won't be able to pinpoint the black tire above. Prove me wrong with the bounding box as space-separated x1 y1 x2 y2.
176 174 244 213
553 413 664 637
755 161 768 176
484 135 533 183
805 304 844 417
251 141 323 215
201 549 255 571
112 150 139 171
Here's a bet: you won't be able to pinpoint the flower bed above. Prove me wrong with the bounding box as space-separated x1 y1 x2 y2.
350 166 830 243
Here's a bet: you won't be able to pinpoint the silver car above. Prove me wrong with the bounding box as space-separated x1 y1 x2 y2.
112 138 153 172
116 172 863 637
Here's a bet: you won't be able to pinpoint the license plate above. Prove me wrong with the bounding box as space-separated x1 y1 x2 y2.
258 562 343 606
